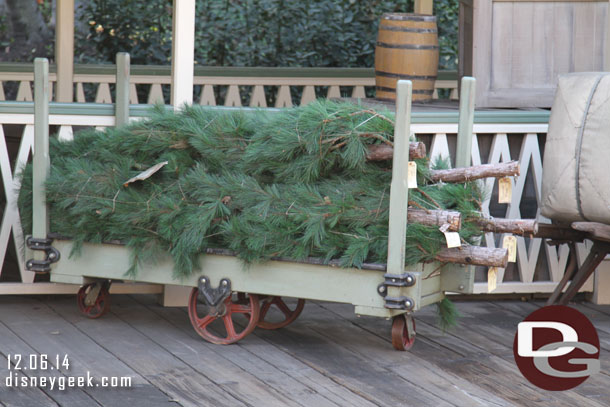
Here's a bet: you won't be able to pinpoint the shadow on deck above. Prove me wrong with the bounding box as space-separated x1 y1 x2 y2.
0 295 608 407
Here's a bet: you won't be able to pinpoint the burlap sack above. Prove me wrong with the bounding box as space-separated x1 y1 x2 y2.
540 72 610 224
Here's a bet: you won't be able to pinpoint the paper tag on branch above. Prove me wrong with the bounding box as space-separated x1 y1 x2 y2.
123 161 168 187
488 267 498 293
407 161 417 189
498 177 512 203
503 235 517 262
439 224 461 248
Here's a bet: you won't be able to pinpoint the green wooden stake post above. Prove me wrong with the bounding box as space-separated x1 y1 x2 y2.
33 58 50 245
386 80 412 276
455 77 476 168
115 52 130 127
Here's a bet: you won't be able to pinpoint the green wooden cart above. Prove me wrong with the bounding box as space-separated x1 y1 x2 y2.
25 59 475 350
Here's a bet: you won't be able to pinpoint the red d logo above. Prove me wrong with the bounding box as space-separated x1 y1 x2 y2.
513 305 600 391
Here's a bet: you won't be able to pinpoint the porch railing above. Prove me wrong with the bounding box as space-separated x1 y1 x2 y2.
0 64 458 105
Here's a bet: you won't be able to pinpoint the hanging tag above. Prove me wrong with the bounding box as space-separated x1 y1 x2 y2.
439 224 461 248
488 267 498 293
503 235 517 263
444 232 462 248
407 161 417 189
498 177 512 203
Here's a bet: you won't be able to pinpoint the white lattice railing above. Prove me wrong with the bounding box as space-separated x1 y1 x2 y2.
0 105 592 295
0 64 459 105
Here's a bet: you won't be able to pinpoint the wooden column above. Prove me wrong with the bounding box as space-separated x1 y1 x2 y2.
414 0 434 15
55 0 74 102
170 0 196 109
606 0 610 71
162 0 197 306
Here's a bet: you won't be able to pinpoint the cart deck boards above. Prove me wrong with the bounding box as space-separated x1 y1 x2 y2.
0 295 608 407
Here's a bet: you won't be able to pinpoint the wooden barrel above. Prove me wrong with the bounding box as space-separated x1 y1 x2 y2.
374 13 439 102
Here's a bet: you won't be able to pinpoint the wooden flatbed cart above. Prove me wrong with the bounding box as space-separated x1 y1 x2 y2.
25 60 477 350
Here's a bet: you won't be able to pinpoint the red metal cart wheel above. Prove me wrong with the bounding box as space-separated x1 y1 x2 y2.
391 314 416 351
76 282 110 319
188 289 260 345
257 297 305 330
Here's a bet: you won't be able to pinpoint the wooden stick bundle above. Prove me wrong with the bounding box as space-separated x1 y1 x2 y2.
473 217 537 236
366 142 426 161
429 161 520 183
435 246 509 268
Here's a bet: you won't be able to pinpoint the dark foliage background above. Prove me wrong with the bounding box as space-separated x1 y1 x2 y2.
76 0 459 70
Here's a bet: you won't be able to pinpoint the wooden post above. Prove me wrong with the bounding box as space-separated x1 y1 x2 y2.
56 0 74 102
33 58 50 240
386 80 412 275
170 0 196 109
115 53 130 127
414 0 434 15
606 0 610 71
455 77 476 168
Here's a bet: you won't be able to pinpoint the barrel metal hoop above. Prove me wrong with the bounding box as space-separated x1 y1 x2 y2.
376 41 439 50
379 24 438 34
375 70 437 81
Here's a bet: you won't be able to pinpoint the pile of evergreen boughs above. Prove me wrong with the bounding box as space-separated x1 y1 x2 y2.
19 101 484 290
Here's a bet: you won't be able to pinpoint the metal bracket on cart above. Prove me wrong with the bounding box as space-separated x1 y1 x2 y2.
197 276 232 307
378 272 416 311
384 296 415 311
25 236 61 273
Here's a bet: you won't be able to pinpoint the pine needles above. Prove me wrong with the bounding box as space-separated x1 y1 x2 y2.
19 100 484 285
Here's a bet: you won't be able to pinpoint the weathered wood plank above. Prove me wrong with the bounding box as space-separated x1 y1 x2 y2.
41 296 244 407
0 321 96 407
136 295 378 407
322 300 607 407
108 294 312 407
453 301 610 402
491 2 513 89
0 296 175 407
302 302 514 407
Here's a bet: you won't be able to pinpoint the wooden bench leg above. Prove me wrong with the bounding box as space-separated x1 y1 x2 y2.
557 242 610 305
546 242 578 306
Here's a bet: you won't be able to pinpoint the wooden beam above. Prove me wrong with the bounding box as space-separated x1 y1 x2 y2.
414 0 434 15
55 0 74 102
170 0 196 109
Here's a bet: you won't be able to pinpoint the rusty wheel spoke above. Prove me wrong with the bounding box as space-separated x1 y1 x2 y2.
230 303 252 314
223 315 237 339
197 315 215 329
273 298 292 317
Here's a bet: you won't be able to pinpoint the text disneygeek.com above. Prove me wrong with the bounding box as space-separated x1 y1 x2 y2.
4 354 132 391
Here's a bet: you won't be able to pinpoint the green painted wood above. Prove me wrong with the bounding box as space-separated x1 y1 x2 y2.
33 58 49 239
0 62 458 80
0 101 552 123
47 240 459 317
115 53 130 127
386 80 412 276
456 77 476 168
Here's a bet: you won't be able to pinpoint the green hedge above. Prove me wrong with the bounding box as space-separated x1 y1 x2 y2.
77 0 458 70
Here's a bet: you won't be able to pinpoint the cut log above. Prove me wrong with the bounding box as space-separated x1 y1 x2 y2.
429 161 520 183
571 222 610 243
435 246 508 268
366 141 426 161
408 209 461 231
534 223 587 242
472 217 537 236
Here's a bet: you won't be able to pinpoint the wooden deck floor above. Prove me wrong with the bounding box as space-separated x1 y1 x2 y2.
0 295 608 407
